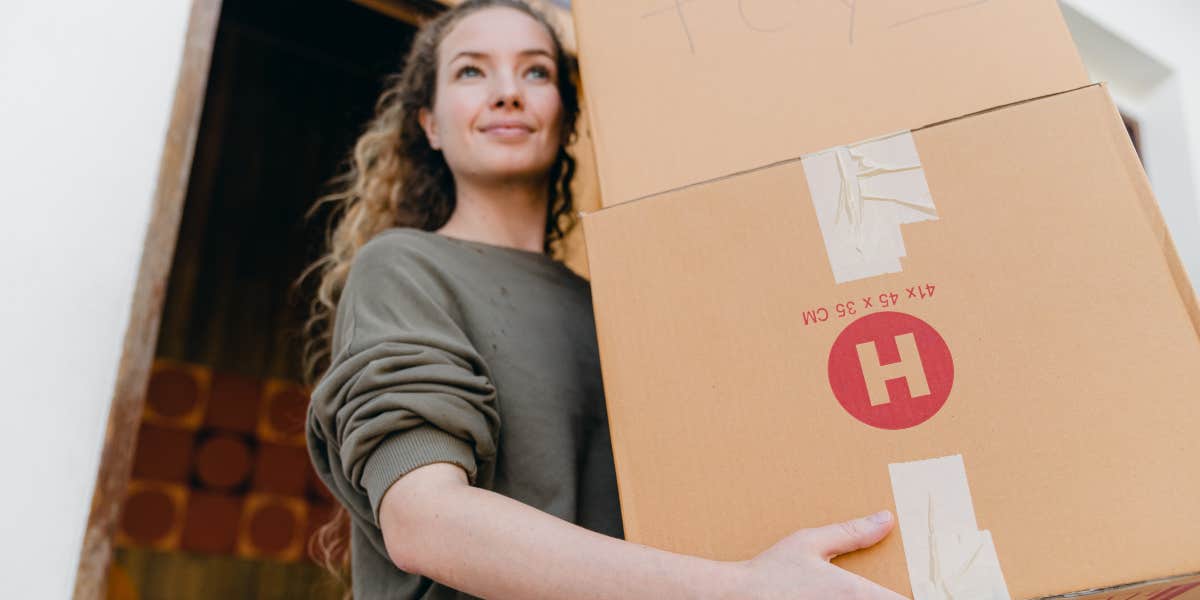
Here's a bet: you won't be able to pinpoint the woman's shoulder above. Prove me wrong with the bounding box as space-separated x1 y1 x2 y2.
357 227 443 263
351 227 468 281
341 228 460 303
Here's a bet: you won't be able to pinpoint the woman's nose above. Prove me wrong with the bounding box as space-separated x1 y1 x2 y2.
490 74 523 109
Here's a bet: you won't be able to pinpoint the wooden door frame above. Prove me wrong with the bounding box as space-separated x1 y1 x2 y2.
70 0 223 596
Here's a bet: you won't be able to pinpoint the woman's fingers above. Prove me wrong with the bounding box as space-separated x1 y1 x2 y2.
795 510 895 561
744 509 906 598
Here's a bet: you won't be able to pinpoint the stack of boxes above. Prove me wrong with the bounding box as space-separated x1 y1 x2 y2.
571 0 1200 597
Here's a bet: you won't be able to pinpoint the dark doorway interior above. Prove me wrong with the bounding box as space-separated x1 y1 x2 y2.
158 0 422 382
109 1 427 598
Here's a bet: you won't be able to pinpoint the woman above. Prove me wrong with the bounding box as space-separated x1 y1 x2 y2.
304 1 904 598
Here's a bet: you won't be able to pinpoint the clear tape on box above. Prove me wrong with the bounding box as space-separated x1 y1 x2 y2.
801 131 938 284
889 455 1012 600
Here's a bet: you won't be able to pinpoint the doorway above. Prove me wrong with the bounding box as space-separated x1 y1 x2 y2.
102 1 429 597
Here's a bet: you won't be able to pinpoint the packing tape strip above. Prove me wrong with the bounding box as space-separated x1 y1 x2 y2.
801 131 938 284
888 455 1012 600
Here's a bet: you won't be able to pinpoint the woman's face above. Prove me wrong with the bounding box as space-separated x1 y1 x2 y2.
420 7 564 187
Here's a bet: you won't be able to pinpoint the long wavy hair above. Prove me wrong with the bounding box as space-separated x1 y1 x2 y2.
299 0 580 590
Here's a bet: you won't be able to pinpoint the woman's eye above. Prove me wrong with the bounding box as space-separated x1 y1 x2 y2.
456 65 483 79
525 65 552 81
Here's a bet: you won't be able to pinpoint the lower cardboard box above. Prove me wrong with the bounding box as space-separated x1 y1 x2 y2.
581 84 1200 599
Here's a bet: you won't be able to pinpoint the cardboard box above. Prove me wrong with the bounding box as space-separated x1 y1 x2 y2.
572 0 1089 206
581 85 1200 598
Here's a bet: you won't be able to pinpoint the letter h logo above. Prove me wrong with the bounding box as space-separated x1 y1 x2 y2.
828 312 954 430
855 333 931 406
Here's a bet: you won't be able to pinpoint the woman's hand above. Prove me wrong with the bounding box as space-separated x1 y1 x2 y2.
735 510 908 599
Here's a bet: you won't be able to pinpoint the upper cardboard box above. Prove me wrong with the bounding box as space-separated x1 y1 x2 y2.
572 0 1090 206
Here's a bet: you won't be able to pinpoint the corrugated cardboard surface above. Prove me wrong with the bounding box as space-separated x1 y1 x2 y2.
572 0 1089 206
583 85 1200 598
1042 573 1200 600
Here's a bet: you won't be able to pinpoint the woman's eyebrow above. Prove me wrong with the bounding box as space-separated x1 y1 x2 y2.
450 50 490 63
518 48 554 59
450 48 554 62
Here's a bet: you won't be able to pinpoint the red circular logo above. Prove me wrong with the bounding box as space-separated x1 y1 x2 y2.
827 311 953 430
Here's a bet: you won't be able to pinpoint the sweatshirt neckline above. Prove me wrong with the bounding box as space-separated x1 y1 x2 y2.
394 228 560 265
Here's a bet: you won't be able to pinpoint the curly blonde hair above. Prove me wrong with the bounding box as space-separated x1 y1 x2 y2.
299 0 580 590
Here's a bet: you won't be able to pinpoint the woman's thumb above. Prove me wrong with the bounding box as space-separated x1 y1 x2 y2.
800 510 895 561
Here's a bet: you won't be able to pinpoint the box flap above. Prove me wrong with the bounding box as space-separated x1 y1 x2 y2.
573 0 1089 205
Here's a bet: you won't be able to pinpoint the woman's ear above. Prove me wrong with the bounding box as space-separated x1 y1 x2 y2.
418 107 441 150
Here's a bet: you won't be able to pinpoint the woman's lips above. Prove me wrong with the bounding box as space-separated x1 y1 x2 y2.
480 123 534 140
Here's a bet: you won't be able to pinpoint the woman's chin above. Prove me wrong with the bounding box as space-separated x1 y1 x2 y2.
473 161 557 185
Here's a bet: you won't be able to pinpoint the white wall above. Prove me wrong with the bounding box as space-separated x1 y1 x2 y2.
1061 0 1200 292
0 0 193 596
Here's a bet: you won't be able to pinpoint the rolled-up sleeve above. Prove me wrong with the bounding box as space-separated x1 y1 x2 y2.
306 235 501 532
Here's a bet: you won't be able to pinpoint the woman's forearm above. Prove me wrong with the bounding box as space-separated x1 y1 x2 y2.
380 465 747 600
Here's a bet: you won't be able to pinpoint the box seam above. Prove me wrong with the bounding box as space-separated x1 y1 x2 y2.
583 83 1101 216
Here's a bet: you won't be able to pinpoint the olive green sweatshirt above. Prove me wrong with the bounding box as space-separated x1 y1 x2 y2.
306 227 624 599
